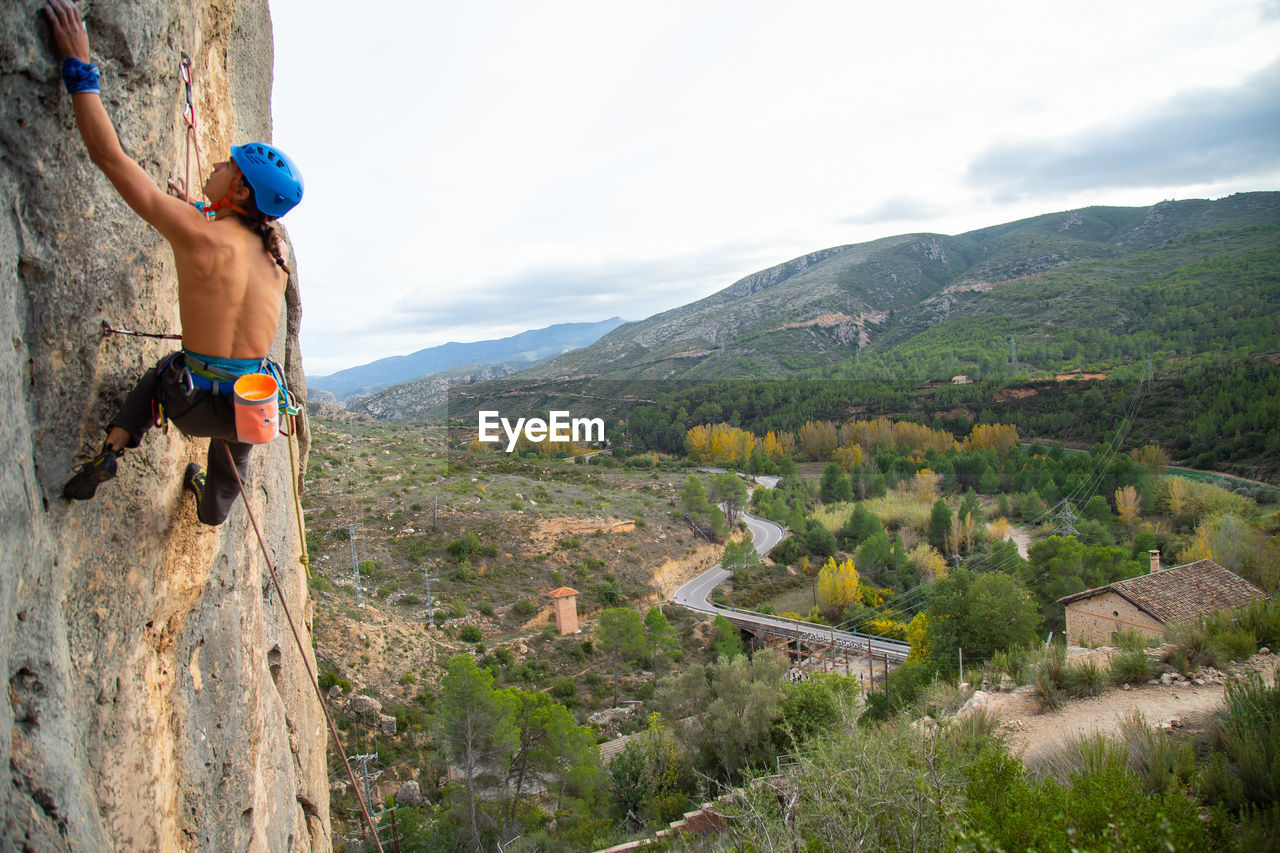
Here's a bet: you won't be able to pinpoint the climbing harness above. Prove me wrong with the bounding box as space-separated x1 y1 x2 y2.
223 442 383 852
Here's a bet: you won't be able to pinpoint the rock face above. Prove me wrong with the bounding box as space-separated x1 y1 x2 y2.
1 2 329 850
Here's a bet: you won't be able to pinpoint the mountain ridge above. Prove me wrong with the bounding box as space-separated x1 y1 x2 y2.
515 192 1279 383
309 317 624 400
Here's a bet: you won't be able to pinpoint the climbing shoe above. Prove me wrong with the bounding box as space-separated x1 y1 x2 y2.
63 444 119 501
183 463 206 504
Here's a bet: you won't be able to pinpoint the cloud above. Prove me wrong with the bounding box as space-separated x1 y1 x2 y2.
842 196 950 226
378 251 762 335
966 62 1280 198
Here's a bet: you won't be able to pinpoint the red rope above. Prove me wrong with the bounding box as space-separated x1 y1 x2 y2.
180 53 207 209
222 443 385 852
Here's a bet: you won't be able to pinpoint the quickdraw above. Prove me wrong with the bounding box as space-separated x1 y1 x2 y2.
179 52 208 211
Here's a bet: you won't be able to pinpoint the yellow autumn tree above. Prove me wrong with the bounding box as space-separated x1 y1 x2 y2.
893 421 957 455
760 430 796 461
911 468 942 502
1130 443 1171 476
988 516 1012 542
798 421 840 460
684 423 713 461
957 511 978 552
907 543 947 581
1115 485 1142 529
863 617 907 640
685 422 755 465
832 443 864 472
1181 522 1214 563
817 556 860 607
906 612 931 662
965 423 1020 455
1161 476 1189 518
846 418 896 451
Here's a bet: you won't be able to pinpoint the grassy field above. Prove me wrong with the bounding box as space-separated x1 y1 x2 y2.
302 415 731 710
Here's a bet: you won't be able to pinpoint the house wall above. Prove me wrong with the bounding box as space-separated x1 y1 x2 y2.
552 596 579 634
1064 591 1165 646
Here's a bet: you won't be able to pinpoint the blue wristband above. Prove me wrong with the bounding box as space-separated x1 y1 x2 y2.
62 57 100 95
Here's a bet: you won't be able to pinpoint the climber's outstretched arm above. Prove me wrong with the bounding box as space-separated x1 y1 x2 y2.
46 0 203 244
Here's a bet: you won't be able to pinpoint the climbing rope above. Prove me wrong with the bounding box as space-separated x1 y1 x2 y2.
284 412 311 576
179 52 207 208
102 321 182 340
222 443 384 852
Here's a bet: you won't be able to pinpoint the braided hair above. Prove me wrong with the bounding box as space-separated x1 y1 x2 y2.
234 178 292 275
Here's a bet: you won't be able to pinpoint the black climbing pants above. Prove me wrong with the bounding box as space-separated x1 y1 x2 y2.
110 353 253 526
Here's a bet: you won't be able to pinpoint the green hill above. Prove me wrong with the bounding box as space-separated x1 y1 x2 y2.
517 192 1279 382
363 193 1280 479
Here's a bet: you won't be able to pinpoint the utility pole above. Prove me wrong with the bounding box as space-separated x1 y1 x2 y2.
345 523 364 607
432 496 439 532
350 752 382 844
423 562 437 629
1052 502 1079 537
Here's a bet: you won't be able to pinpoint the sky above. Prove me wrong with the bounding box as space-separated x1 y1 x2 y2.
267 0 1280 376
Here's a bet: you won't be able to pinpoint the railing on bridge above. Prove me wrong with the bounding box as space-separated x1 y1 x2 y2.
714 604 910 661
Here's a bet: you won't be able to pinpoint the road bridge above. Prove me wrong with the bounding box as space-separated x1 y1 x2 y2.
672 509 910 663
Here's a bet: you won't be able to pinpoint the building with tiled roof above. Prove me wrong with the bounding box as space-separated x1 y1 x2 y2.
1057 557 1268 646
549 586 580 635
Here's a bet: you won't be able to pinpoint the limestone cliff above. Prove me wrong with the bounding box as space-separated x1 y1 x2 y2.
1 1 330 850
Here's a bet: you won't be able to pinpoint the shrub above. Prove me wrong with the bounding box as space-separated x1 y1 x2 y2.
918 679 968 719
317 671 351 693
1110 648 1156 685
1165 616 1239 672
1034 670 1062 712
459 625 482 643
550 677 577 700
1031 643 1067 691
1240 599 1280 649
1114 629 1154 653
969 736 1212 851
512 598 538 618
1116 710 1197 796
1063 659 1105 699
446 531 481 561
1213 674 1280 808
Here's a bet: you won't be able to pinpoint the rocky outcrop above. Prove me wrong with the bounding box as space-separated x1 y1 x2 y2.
1 2 328 850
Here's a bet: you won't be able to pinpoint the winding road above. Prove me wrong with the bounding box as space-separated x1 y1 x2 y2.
672 507 911 662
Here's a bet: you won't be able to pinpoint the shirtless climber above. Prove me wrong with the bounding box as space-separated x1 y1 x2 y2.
49 0 304 525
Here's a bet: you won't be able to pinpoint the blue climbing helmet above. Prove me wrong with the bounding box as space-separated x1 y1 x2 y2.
230 143 304 219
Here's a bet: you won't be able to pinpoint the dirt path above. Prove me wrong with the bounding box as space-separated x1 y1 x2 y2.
996 682 1226 763
1007 526 1032 558
984 653 1278 765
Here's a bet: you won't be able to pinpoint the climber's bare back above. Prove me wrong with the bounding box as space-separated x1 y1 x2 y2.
46 0 286 361
174 219 286 360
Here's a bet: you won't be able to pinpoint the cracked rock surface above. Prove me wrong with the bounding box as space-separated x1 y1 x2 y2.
1 1 328 849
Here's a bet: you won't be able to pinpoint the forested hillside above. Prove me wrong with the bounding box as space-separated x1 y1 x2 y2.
429 198 1280 481
513 192 1278 383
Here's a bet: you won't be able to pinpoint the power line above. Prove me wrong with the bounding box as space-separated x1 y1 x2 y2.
345 523 365 608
